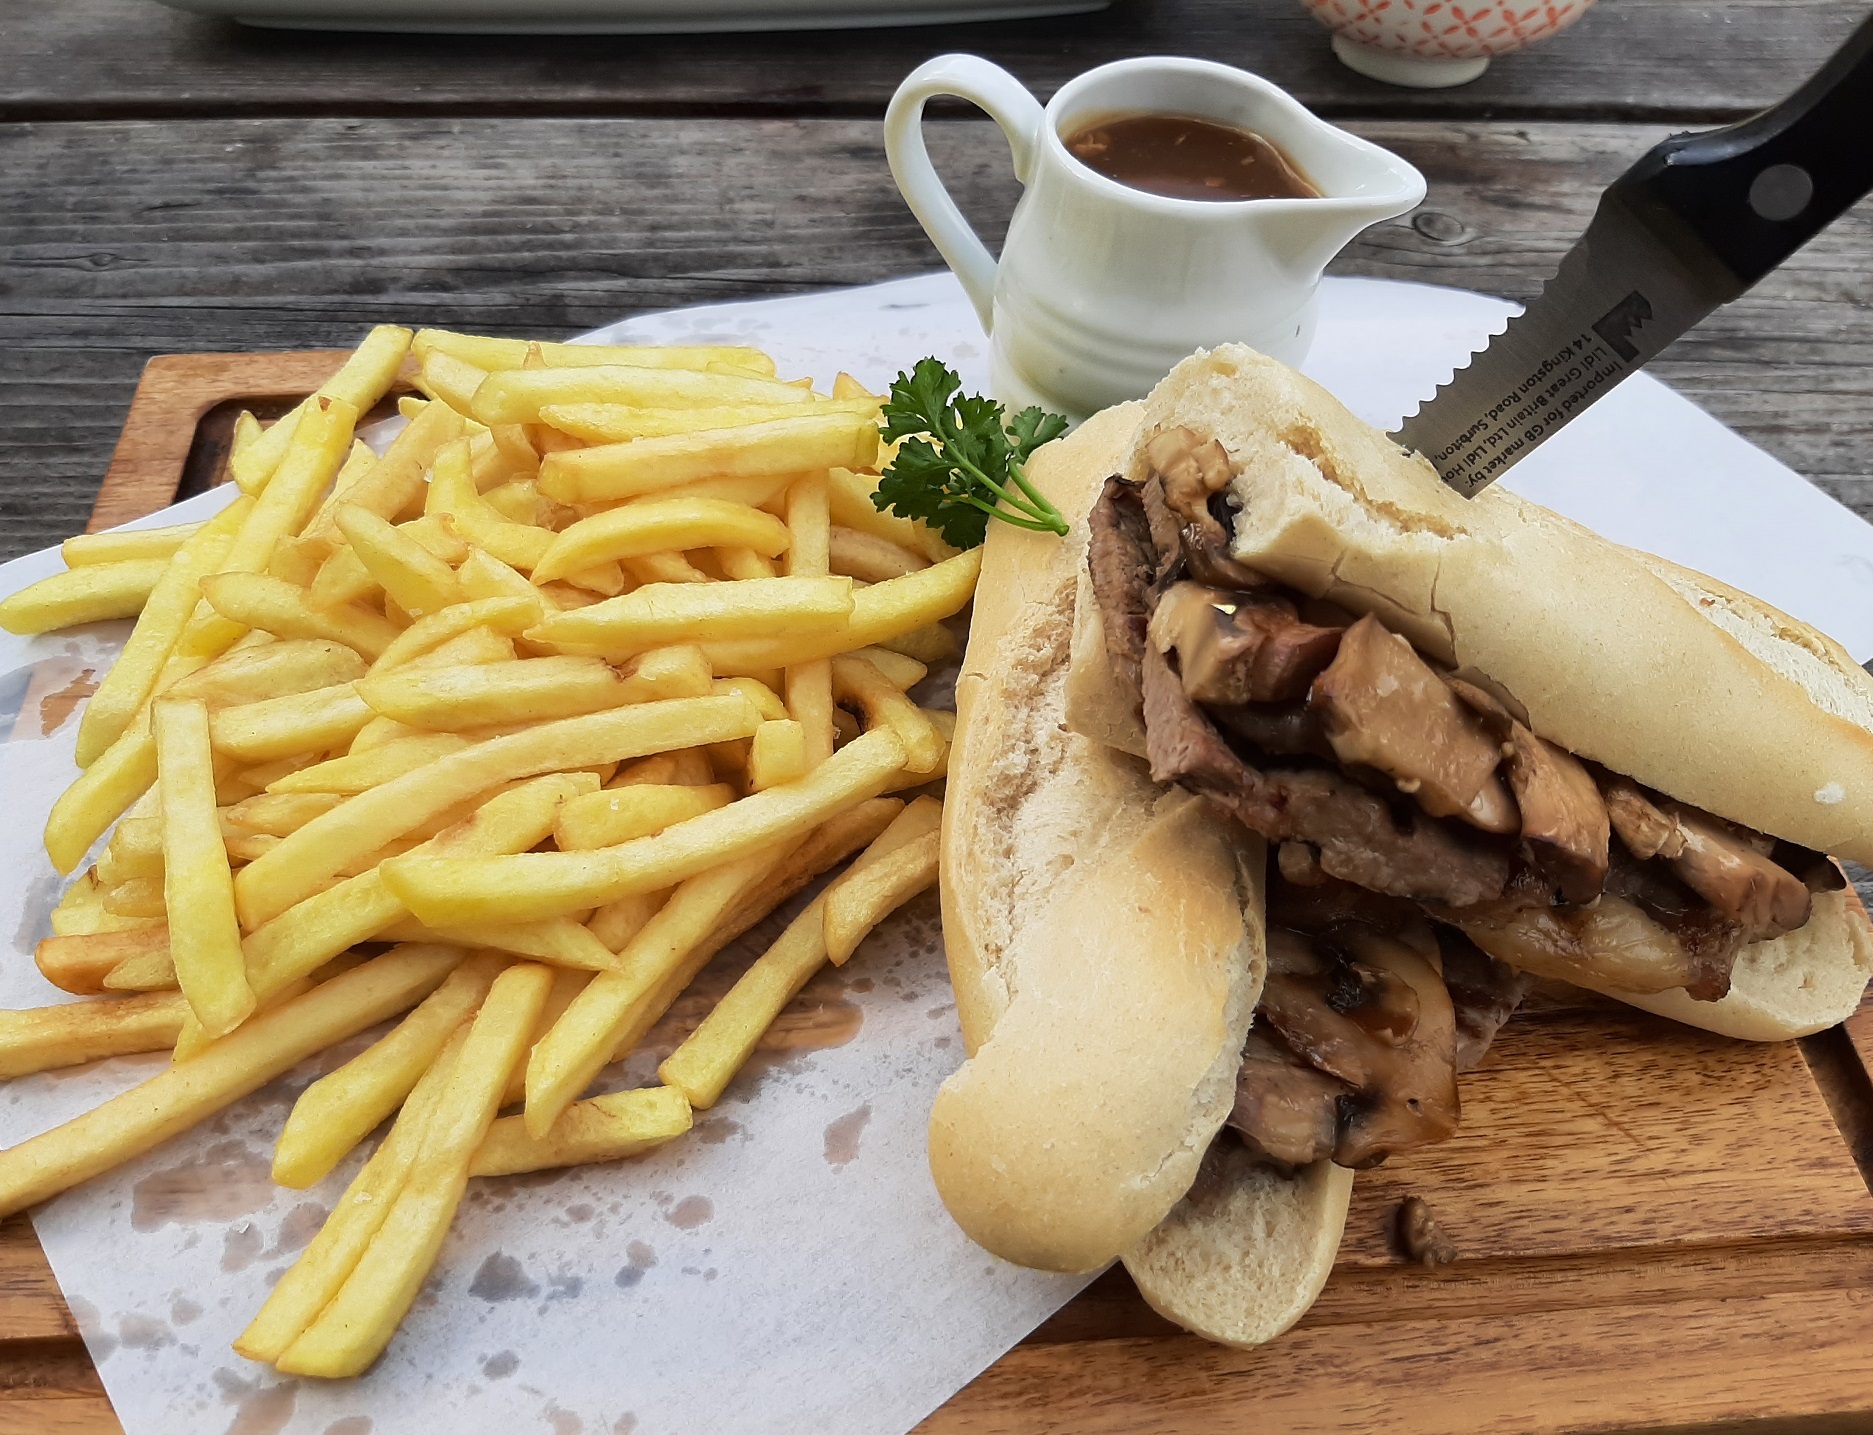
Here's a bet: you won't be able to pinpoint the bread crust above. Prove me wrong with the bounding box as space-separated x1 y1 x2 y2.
1125 345 1873 866
933 403 1269 1272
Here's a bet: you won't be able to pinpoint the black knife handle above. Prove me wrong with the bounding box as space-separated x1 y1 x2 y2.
1609 9 1873 296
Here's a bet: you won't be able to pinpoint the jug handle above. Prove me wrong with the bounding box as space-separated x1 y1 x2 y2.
884 55 1046 335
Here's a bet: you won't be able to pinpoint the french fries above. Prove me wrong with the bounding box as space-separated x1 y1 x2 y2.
658 797 941 1108
155 698 255 1036
0 558 169 635
539 411 877 504
528 575 855 657
0 325 978 1382
472 1085 692 1176
273 950 506 1188
275 962 553 1377
383 726 907 926
0 946 458 1219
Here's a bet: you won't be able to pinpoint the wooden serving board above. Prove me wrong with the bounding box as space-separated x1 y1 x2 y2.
10 352 1873 1435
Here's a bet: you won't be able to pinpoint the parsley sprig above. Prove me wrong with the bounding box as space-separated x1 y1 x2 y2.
871 358 1070 549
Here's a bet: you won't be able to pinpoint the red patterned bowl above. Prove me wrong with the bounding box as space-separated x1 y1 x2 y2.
1304 0 1597 88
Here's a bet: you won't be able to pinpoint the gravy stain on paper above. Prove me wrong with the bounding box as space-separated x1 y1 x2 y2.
468 1251 540 1303
131 1140 275 1231
322 1419 373 1435
664 1196 713 1230
225 1380 298 1435
36 666 96 736
823 1104 872 1170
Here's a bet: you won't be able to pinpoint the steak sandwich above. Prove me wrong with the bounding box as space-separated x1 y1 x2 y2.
931 345 1873 1347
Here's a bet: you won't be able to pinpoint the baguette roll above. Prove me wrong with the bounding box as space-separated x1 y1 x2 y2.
933 403 1288 1272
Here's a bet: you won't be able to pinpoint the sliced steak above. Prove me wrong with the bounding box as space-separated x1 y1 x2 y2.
1084 476 1156 711
1143 644 1512 907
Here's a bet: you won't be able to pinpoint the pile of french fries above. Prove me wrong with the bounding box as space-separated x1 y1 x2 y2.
0 324 973 1378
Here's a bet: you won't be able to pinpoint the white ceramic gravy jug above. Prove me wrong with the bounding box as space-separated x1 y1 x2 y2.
885 54 1427 417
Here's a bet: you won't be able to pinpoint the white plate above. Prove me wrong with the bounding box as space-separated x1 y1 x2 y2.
154 0 1104 33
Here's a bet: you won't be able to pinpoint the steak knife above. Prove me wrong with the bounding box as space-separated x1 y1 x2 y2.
1393 12 1873 498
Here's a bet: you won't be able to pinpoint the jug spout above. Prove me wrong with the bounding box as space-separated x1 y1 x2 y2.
1258 192 1424 283
1249 107 1426 280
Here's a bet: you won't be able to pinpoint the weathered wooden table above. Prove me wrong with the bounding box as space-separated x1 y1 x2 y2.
5 2 1873 1431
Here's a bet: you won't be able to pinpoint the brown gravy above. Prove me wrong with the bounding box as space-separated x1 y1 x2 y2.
1063 112 1319 202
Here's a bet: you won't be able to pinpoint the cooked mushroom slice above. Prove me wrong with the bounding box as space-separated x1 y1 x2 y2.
1601 776 1685 860
1309 616 1518 835
1142 426 1267 589
1226 1026 1348 1169
1149 581 1345 706
1447 678 1609 903
1210 700 1338 762
1600 777 1810 940
1664 809 1811 940
1256 927 1460 1170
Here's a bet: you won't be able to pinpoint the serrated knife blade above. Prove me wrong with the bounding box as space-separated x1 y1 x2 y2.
1392 10 1873 497
1391 197 1733 497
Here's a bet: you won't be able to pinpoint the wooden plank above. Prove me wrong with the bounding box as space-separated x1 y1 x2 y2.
6 116 1873 563
1337 1008 1873 1265
0 1219 76 1343
0 0 1865 123
922 1286 1873 1435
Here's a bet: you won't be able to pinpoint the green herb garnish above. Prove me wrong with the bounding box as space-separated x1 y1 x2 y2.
872 358 1070 549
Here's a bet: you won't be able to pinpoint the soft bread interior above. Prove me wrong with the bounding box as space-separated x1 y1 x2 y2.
1124 1146 1353 1348
1124 345 1873 866
932 403 1269 1273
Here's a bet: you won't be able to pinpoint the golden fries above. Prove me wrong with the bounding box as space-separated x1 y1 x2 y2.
359 655 641 730
1 324 981 1382
701 549 981 673
273 950 506 1188
533 496 791 584
154 698 255 1036
528 575 854 657
823 829 941 963
415 330 773 376
35 927 169 995
555 782 735 850
475 365 810 427
236 694 759 928
0 559 168 635
471 1085 691 1177
0 992 190 1079
659 797 940 1107
0 946 458 1219
237 1024 467 1365
60 520 205 568
539 411 876 505
275 962 552 1377
384 726 907 926
74 498 251 765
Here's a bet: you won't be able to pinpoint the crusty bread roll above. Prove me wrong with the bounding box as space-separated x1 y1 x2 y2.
1125 345 1873 866
933 403 1277 1273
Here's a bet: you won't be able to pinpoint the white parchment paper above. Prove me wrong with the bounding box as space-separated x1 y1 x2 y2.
1 274 1869 1435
